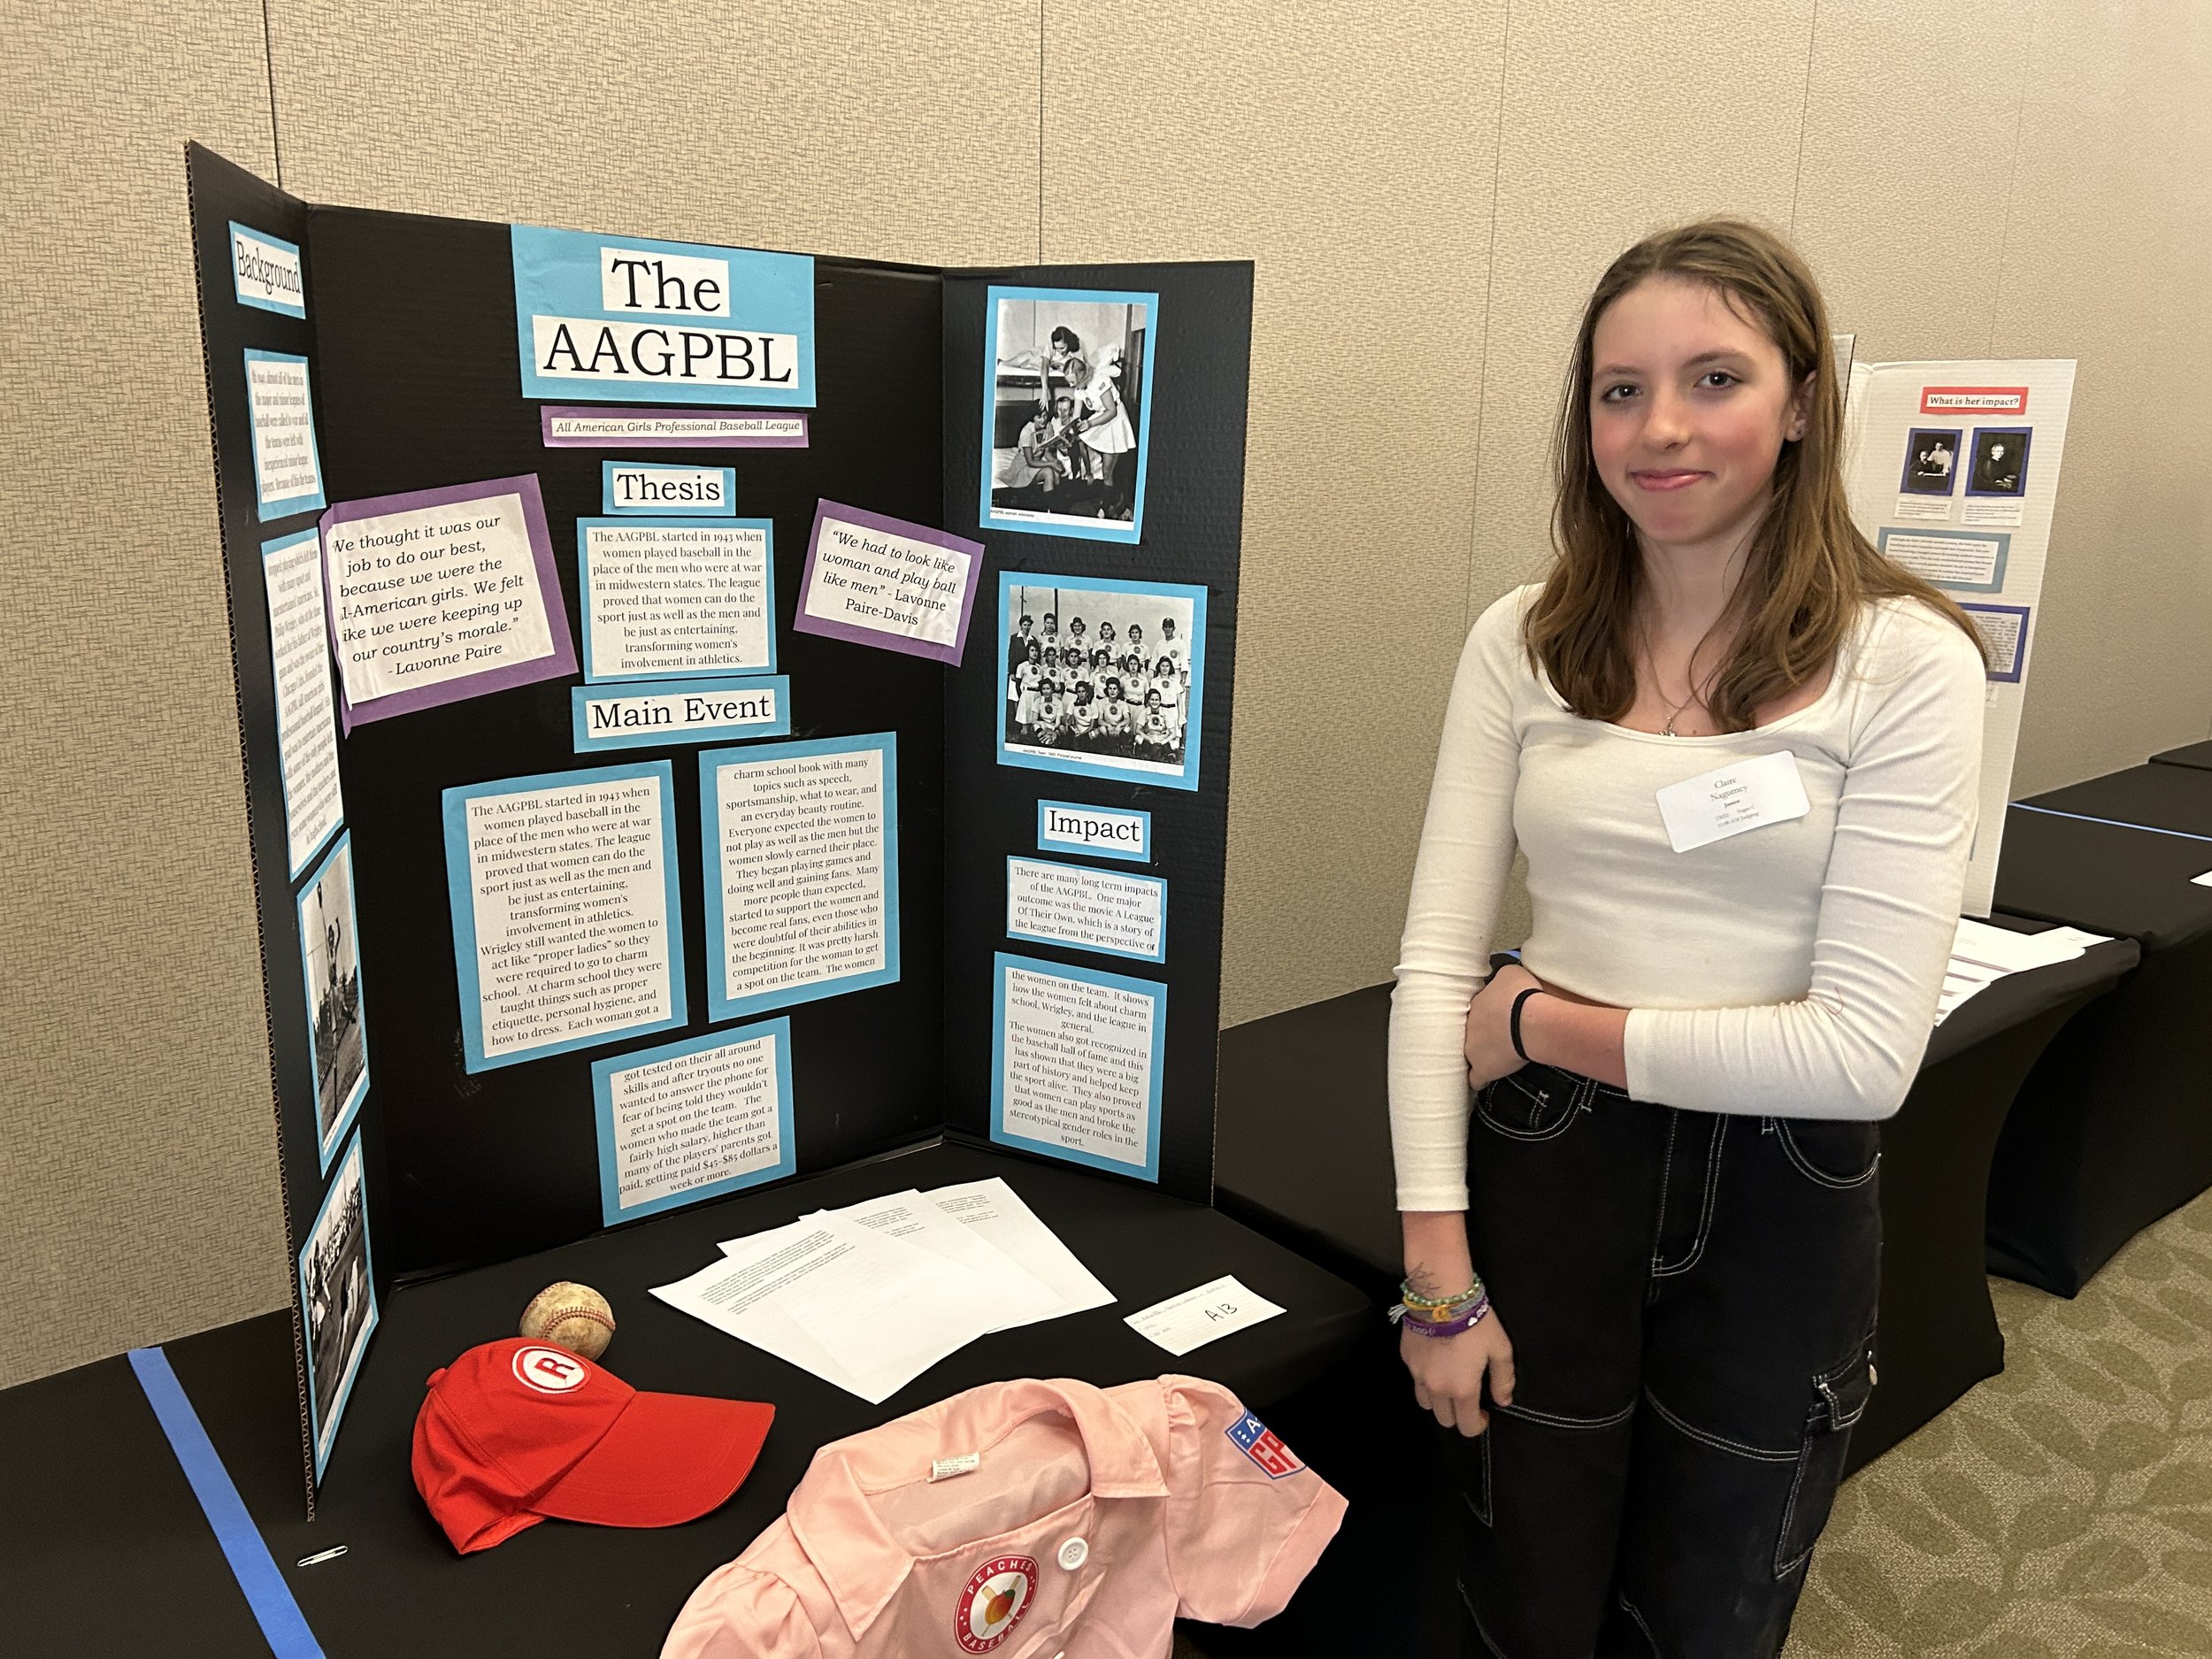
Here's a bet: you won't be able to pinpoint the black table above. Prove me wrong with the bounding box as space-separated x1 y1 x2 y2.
6 1141 1371 1658
2024 760 2212 835
2150 740 2212 772
1868 920 2134 1456
1215 919 2136 1473
1990 795 2212 1294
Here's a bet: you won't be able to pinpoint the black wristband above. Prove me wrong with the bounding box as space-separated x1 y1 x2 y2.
1509 987 1544 1063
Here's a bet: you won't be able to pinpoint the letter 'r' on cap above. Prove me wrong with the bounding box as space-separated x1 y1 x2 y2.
411 1337 775 1554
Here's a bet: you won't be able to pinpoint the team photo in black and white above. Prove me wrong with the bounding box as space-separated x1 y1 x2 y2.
1000 578 1205 787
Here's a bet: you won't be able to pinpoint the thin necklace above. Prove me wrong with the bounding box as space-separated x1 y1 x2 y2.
1640 612 1724 737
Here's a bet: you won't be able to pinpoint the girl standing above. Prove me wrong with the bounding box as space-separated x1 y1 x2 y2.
1151 654 1183 749
1390 220 1985 1656
1011 640 1044 743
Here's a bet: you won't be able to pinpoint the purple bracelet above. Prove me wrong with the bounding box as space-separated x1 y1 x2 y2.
1396 1292 1491 1337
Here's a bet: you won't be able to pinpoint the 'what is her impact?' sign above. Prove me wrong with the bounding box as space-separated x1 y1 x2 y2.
511 227 815 407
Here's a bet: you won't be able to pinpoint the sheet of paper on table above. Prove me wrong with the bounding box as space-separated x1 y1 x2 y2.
657 1176 1116 1402
652 1211 999 1404
1125 1275 1285 1356
804 1187 1064 1333
918 1177 1116 1323
1936 918 2112 1024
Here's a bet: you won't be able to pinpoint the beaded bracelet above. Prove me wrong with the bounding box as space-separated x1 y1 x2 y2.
1399 1275 1484 1313
1391 1292 1492 1338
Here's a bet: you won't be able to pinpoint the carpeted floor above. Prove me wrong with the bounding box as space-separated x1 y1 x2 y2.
1787 1188 2212 1656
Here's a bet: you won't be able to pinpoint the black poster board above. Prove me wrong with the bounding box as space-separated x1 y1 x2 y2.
939 269 1249 1199
183 142 1252 1504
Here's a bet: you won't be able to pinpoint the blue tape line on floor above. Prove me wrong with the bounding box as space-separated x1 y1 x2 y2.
128 1346 326 1659
2012 802 2212 845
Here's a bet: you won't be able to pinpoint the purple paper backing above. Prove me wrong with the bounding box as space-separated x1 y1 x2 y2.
319 472 579 732
791 499 986 667
539 405 810 449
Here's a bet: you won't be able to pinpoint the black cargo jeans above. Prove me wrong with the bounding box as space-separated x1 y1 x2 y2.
1448 1061 1880 1658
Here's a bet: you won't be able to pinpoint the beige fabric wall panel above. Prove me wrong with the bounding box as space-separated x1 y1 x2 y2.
1443 0 1815 1012
1040 1 1510 1025
1790 0 2032 361
265 0 1041 265
1994 0 2212 795
1471 0 1815 603
1 4 289 1388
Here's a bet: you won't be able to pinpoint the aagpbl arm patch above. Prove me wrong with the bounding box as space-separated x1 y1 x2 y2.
1225 1411 1305 1479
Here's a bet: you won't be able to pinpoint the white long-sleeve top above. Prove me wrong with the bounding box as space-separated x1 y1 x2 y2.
1389 583 1985 1210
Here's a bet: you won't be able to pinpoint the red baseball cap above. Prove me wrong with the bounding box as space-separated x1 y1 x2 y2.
412 1337 775 1554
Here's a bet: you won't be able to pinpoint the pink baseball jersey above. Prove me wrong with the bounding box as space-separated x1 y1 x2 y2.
661 1374 1345 1658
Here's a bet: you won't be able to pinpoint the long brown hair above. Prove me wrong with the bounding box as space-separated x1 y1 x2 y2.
1525 219 1985 726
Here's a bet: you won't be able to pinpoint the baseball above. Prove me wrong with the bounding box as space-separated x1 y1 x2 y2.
518 1281 615 1361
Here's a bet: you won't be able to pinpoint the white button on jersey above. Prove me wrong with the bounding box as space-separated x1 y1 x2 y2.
1057 1537 1088 1571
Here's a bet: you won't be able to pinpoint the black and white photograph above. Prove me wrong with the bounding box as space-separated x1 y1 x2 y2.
1899 426 1962 495
1967 426 2032 496
298 1129 378 1478
981 285 1157 545
298 831 369 1171
997 573 1208 792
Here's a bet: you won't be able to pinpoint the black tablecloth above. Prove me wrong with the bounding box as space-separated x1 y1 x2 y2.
1215 919 2136 1471
1996 796 2212 951
2149 739 2212 773
1989 799 2212 1294
6 1141 1371 1658
2024 761 2212 838
1214 928 2136 1291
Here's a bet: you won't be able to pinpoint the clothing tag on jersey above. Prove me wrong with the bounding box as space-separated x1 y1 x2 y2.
1225 1411 1305 1479
931 1452 981 1482
1655 749 1809 853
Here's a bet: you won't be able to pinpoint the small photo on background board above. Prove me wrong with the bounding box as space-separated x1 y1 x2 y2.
1899 427 1962 495
982 286 1158 544
299 1130 378 1480
1967 427 2032 496
298 832 370 1173
999 574 1206 791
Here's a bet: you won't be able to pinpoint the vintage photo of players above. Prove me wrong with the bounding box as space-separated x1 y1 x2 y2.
999 575 1207 791
982 286 1158 545
298 1130 379 1475
299 831 370 1171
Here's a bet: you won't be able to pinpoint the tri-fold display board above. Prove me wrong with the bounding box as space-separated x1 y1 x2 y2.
185 142 1251 1502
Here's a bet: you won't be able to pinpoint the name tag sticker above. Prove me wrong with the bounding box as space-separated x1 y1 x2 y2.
1655 749 1810 853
